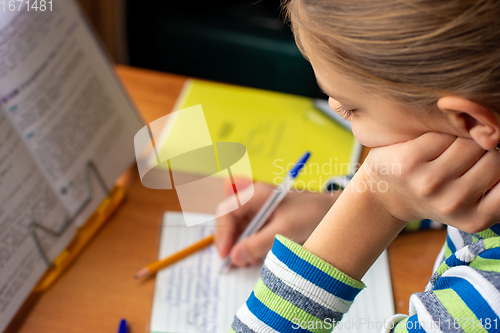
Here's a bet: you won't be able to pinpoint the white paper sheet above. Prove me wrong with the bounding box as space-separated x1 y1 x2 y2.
336 246 395 332
150 212 394 333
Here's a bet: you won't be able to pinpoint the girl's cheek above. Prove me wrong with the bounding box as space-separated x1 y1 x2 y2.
350 120 382 148
350 121 365 145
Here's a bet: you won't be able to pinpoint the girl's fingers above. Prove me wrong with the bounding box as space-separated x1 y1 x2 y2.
215 184 273 258
456 149 500 202
405 132 456 162
215 188 255 257
214 210 241 258
429 137 486 180
229 218 283 267
477 175 500 222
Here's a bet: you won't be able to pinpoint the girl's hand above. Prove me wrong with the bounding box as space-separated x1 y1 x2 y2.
302 133 499 280
360 132 500 233
214 182 339 267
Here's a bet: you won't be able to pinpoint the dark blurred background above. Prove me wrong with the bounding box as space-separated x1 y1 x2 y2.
78 0 322 98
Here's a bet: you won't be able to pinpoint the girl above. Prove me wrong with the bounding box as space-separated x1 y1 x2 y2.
215 0 500 332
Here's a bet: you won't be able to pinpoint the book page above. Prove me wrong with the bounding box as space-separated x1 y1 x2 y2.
150 212 394 333
0 2 142 225
0 112 76 332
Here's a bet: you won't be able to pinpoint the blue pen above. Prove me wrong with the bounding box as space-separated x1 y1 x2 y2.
219 151 311 273
118 319 128 333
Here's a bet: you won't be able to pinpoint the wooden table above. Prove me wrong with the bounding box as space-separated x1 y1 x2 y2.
7 66 447 333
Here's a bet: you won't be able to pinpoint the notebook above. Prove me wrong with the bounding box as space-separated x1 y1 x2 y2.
154 79 362 192
150 212 395 333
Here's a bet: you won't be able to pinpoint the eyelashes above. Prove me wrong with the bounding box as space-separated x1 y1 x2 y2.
334 104 354 119
318 89 355 119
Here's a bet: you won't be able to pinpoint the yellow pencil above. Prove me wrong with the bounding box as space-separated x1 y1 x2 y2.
134 234 214 279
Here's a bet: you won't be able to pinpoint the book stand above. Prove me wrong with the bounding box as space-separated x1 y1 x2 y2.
28 161 125 291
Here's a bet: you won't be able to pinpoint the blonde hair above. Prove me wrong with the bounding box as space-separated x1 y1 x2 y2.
284 0 500 112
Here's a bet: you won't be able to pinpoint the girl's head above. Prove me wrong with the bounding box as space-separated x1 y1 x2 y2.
285 0 500 149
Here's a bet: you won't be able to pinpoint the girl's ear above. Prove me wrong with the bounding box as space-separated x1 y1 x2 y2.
437 96 500 151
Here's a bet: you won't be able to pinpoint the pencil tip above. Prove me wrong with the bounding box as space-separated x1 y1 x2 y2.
134 268 150 279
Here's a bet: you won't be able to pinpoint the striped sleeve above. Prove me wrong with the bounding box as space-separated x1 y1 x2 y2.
384 238 500 333
230 235 365 333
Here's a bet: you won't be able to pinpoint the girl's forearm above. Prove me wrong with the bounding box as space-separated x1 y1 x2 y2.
303 173 406 280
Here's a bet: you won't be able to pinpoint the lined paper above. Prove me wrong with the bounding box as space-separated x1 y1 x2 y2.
150 212 394 333
150 212 261 333
336 246 395 332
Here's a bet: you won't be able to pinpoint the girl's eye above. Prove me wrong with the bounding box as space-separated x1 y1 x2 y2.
334 104 354 119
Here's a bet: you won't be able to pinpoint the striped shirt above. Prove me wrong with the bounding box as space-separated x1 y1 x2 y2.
229 224 500 333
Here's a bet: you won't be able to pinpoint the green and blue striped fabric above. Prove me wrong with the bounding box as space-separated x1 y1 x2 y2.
230 226 500 333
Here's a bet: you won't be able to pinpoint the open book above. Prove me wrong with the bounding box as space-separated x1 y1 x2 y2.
151 212 394 333
0 2 142 331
